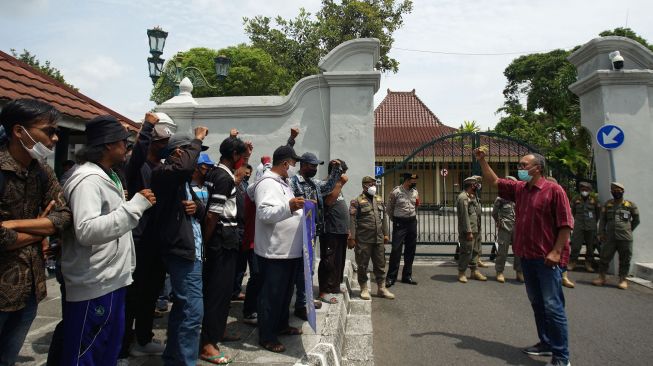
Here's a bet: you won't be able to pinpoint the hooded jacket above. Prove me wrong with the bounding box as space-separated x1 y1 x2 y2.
61 162 152 302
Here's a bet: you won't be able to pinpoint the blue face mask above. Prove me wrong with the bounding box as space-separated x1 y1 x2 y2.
517 169 532 182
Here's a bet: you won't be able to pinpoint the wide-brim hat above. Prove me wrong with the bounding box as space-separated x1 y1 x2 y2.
86 115 131 146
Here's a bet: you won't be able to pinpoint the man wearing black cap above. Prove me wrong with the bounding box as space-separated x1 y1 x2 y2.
60 115 156 365
149 127 209 366
118 112 171 361
386 172 420 287
289 152 343 317
252 145 305 353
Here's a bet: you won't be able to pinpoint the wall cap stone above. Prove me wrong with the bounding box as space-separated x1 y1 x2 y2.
568 36 653 69
569 69 653 96
319 38 380 72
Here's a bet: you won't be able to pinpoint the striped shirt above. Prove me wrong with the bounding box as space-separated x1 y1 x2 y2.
206 163 237 227
498 178 574 265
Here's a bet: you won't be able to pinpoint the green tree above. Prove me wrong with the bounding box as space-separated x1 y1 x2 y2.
10 49 77 90
151 44 293 104
495 27 651 176
244 0 413 82
458 120 481 133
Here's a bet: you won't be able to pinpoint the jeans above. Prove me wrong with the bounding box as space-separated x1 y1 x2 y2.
163 255 203 366
294 262 307 310
243 250 260 317
258 256 300 344
521 258 569 363
0 293 38 366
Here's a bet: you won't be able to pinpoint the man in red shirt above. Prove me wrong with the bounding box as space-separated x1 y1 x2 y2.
475 148 573 366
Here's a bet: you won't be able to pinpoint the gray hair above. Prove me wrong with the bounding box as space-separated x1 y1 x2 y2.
530 153 546 174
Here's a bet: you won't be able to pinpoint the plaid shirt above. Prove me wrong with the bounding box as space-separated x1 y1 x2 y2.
0 146 71 311
289 167 342 235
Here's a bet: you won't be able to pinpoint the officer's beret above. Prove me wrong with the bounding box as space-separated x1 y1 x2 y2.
579 181 593 190
611 182 625 190
402 172 418 180
362 176 376 184
505 176 517 181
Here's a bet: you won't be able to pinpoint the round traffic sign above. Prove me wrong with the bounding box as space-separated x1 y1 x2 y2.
596 124 625 150
440 169 448 177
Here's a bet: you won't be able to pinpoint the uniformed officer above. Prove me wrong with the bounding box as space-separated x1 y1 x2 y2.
592 182 640 289
471 175 489 268
569 182 601 272
348 176 395 300
456 176 487 282
386 172 419 287
491 176 523 283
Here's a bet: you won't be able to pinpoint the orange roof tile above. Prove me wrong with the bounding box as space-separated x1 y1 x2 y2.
0 50 138 131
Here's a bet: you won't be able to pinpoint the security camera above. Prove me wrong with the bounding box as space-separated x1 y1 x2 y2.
609 51 624 70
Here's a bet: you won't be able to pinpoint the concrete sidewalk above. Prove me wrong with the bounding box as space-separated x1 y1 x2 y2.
17 260 367 366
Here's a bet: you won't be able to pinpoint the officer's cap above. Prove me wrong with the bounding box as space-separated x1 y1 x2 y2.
579 181 593 190
505 176 517 181
611 182 625 190
362 176 376 184
402 172 418 180
463 176 477 184
472 175 482 182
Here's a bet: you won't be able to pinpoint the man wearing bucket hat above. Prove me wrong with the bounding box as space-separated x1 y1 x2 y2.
60 115 156 365
592 182 640 290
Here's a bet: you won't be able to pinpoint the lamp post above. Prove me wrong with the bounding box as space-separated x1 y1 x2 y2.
146 26 231 95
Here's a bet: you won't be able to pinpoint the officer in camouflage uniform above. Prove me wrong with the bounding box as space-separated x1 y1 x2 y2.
491 176 523 283
592 182 640 290
456 176 487 283
471 175 489 268
569 182 601 272
348 176 395 300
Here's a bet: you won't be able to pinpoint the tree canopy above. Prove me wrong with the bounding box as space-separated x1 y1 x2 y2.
150 44 293 104
10 49 77 90
494 27 651 177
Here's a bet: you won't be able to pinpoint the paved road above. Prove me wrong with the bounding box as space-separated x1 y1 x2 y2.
372 263 653 366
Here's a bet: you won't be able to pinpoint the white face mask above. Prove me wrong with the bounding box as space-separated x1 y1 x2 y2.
287 163 298 178
20 126 55 161
367 186 377 196
581 191 590 197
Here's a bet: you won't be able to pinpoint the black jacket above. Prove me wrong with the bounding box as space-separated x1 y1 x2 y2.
125 121 155 242
149 139 205 261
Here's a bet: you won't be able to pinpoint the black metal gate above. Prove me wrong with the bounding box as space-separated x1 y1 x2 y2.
376 132 540 258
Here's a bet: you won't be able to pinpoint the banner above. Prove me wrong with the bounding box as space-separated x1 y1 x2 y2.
302 200 317 333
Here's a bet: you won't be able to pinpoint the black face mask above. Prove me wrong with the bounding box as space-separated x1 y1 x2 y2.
243 175 251 183
409 183 417 189
305 168 317 178
611 191 623 200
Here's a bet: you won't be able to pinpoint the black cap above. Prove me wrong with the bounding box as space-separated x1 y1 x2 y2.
301 152 324 165
86 115 131 146
273 145 302 164
402 172 418 180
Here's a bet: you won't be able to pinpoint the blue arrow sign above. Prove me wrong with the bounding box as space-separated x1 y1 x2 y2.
375 166 384 177
596 124 624 150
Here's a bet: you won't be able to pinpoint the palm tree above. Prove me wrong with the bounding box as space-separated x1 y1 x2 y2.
459 120 481 133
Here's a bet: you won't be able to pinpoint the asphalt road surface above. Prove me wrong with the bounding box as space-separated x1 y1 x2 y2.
372 264 653 366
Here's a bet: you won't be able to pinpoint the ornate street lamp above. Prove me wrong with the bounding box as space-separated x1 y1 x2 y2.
146 27 231 96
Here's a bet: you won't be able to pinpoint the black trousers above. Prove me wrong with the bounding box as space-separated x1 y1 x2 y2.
387 217 418 281
201 247 238 345
257 256 300 344
120 241 166 357
318 233 348 293
242 250 260 317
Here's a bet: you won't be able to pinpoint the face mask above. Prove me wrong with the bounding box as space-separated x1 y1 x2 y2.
243 175 250 183
304 168 317 178
287 163 298 178
580 191 590 197
476 183 482 191
611 191 623 200
20 126 54 161
409 183 417 189
366 186 377 196
517 169 532 182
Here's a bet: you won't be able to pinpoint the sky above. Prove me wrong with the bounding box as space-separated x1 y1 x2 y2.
1 0 652 130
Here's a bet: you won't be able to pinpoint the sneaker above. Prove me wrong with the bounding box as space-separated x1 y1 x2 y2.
130 340 166 357
117 358 129 366
546 359 571 366
243 313 258 325
522 342 553 356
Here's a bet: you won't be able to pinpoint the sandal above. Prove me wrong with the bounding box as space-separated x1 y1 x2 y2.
200 352 231 364
259 341 286 353
318 294 338 304
279 326 303 336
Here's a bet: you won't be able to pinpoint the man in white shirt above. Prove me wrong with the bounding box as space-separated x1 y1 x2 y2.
253 145 305 353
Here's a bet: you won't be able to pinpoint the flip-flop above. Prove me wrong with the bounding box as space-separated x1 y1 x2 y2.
200 352 231 364
259 341 286 353
318 295 338 304
279 326 303 336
